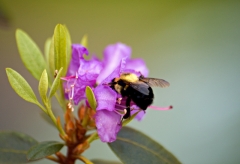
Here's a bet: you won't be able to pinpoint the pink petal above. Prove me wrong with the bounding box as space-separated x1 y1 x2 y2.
94 85 117 111
66 44 89 76
125 58 149 77
97 43 131 84
95 110 122 142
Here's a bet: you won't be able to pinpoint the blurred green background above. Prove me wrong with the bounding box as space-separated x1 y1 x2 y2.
1 1 240 164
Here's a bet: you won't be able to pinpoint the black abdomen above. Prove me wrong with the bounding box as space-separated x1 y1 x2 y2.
121 83 154 110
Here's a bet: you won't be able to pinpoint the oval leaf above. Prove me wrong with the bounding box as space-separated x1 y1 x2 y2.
48 36 55 78
27 141 64 161
48 67 63 98
44 38 51 63
44 38 52 76
6 68 38 104
38 70 48 104
108 127 181 164
85 86 97 110
54 24 67 75
64 25 72 69
16 29 46 80
0 131 38 164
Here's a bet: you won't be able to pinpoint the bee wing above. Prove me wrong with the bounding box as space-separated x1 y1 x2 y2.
130 81 150 95
139 77 170 88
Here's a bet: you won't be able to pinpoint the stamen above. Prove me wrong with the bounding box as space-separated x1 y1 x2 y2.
117 98 122 104
114 108 127 115
149 105 173 110
67 101 74 112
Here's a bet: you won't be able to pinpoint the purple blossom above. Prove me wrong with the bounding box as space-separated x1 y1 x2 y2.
94 43 148 142
63 44 103 105
63 42 169 143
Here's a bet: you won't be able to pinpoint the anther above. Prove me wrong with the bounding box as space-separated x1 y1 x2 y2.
117 98 122 104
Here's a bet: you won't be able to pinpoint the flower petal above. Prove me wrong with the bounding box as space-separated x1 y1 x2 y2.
74 56 102 104
100 57 128 84
95 110 122 142
97 43 131 83
94 85 117 111
72 80 92 104
125 58 149 77
66 44 89 76
131 109 146 121
78 55 102 81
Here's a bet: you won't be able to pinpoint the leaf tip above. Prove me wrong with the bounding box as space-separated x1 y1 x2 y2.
85 86 97 110
15 28 24 37
81 34 88 48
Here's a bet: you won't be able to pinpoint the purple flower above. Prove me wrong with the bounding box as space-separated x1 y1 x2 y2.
63 42 168 143
63 44 103 105
94 57 146 142
93 63 123 142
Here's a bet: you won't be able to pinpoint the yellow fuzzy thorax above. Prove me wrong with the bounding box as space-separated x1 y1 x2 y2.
119 73 139 82
112 73 139 94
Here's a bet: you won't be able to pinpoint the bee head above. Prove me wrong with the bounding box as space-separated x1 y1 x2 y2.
108 78 122 94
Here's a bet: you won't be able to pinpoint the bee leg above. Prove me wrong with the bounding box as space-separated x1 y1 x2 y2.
123 97 131 119
139 72 144 78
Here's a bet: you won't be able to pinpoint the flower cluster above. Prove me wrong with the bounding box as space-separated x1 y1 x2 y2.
63 42 169 142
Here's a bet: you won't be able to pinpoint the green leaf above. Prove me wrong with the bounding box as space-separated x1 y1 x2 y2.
91 159 122 164
64 25 72 69
16 29 46 80
27 141 64 161
38 70 48 104
81 34 88 48
0 131 38 164
108 127 181 164
48 67 63 98
54 24 67 76
6 68 38 104
44 38 51 61
85 86 97 110
48 36 55 78
44 38 51 73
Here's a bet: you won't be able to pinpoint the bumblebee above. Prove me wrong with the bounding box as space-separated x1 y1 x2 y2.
109 73 170 119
